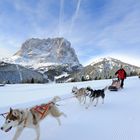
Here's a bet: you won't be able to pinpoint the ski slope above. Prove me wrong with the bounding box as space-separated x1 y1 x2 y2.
0 76 140 140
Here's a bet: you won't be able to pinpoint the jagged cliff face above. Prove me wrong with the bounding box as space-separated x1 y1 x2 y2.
11 37 82 71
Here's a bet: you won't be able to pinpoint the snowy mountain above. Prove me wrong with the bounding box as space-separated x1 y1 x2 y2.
0 76 140 140
1 37 82 82
56 57 140 82
8 37 82 71
87 57 140 79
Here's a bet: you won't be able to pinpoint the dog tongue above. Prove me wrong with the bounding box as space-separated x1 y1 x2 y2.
5 126 12 132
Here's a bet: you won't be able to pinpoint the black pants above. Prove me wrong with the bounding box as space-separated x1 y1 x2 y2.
118 79 124 88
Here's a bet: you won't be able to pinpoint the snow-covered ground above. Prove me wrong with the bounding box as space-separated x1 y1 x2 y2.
0 76 140 140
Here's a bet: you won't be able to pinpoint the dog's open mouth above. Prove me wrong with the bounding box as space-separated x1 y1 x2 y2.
5 126 12 132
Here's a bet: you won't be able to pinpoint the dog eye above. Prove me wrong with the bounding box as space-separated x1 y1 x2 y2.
7 120 11 123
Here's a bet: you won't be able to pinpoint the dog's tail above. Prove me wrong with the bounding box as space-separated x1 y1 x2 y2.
103 86 108 91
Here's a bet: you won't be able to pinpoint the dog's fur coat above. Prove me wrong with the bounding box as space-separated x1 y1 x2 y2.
1 96 66 140
86 86 107 108
72 86 88 104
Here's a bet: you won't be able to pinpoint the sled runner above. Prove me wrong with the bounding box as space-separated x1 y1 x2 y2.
0 81 6 87
0 84 5 87
108 79 121 91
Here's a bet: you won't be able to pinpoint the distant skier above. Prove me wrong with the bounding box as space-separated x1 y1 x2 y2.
115 65 127 88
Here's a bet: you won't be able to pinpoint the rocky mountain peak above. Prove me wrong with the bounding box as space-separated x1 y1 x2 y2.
11 37 82 70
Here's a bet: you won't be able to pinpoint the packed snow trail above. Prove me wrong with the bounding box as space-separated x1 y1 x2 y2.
0 76 140 140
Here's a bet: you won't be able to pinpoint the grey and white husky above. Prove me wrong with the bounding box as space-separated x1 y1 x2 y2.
72 86 88 104
1 96 66 140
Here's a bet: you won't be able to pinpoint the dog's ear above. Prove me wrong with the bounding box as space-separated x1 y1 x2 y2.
10 108 13 113
87 86 91 90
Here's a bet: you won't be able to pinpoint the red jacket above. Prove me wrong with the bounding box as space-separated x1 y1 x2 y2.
115 69 126 79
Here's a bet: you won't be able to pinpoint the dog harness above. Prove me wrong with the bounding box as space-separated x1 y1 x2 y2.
33 102 53 119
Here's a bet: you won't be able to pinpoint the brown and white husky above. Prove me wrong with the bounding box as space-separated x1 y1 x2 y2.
1 96 66 140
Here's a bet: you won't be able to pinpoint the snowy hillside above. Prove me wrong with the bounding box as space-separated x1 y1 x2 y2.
0 76 140 140
56 57 140 83
90 57 140 72
78 57 140 81
0 61 46 84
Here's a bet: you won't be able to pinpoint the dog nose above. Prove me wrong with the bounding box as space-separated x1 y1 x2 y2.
1 127 3 130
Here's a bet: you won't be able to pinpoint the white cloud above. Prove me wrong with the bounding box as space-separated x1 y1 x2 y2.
0 0 140 67
68 0 140 65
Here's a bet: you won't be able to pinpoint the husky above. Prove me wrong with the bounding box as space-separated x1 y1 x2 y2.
1 96 66 140
72 86 88 104
86 86 108 108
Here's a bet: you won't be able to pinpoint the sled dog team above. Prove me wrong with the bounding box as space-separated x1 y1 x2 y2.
72 86 108 108
1 86 108 140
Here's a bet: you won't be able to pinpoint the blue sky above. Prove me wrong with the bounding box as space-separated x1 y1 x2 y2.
0 0 140 66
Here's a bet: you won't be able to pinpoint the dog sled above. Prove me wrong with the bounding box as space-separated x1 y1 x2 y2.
108 79 121 91
0 81 6 87
0 84 5 87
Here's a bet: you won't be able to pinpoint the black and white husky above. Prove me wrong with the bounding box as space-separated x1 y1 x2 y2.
1 96 66 140
86 86 108 108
